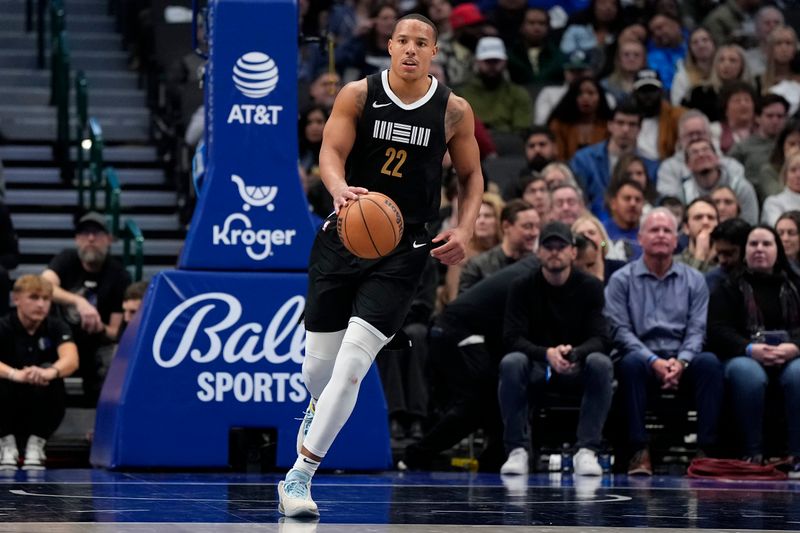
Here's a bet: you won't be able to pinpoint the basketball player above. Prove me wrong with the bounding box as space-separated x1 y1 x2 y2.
278 14 484 518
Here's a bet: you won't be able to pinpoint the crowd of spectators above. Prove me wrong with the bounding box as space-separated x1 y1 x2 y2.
300 0 800 477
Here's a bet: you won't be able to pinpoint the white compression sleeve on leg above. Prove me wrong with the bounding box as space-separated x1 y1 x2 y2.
302 318 391 458
303 329 346 400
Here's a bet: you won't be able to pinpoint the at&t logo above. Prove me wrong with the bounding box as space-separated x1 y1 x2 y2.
228 51 283 125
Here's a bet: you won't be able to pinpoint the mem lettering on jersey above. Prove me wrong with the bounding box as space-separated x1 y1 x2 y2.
372 120 431 147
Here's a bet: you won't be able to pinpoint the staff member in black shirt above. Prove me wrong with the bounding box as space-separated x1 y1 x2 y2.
0 275 78 471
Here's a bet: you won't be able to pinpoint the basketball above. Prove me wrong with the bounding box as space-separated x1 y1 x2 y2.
337 192 404 259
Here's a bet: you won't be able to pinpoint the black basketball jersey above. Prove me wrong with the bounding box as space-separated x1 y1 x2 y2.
347 70 451 225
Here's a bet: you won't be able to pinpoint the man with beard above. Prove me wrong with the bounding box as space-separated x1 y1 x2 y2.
458 36 532 135
674 197 720 273
631 69 684 161
442 2 493 86
522 126 558 173
570 101 659 217
498 221 612 476
42 212 131 404
506 7 566 87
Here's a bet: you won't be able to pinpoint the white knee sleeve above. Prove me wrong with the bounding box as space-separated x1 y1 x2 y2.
302 319 391 458
303 329 346 400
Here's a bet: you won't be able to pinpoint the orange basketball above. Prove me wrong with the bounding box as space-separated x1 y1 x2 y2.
337 192 404 259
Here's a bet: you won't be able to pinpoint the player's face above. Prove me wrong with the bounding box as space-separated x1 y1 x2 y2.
389 20 438 81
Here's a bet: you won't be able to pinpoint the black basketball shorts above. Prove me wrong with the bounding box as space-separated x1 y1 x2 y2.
304 214 432 338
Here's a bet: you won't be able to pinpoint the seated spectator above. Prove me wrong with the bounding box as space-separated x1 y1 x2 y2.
0 199 19 316
645 13 687 93
119 280 148 340
611 153 658 213
728 94 789 194
499 221 613 476
335 3 396 82
711 185 742 222
603 179 645 261
702 0 760 50
403 255 540 471
707 225 800 475
0 276 78 471
299 106 332 219
762 152 800 226
541 163 580 191
675 197 720 273
759 120 800 201
682 138 759 224
684 45 753 124
442 193 504 304
307 71 342 111
714 80 759 154
777 211 800 275
459 200 540 294
42 212 131 404
602 38 648 103
572 212 629 271
533 51 602 126
521 126 558 174
507 7 566 87
570 101 658 217
671 27 716 107
560 0 623 73
632 69 685 161
657 110 747 200
550 183 587 226
744 6 784 77
508 174 552 223
458 37 533 135
605 208 723 475
547 76 613 160
758 26 800 116
706 217 752 292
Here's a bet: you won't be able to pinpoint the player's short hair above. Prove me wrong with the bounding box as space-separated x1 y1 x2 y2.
13 275 53 297
393 13 438 44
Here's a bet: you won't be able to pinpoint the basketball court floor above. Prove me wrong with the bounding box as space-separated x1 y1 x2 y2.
0 470 798 532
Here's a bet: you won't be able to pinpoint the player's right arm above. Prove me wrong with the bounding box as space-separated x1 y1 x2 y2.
318 79 369 214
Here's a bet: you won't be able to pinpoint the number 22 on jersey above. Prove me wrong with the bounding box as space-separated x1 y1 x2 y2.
381 147 407 177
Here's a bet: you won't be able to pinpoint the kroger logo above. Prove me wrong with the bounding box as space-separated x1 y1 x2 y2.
232 52 279 99
212 174 296 261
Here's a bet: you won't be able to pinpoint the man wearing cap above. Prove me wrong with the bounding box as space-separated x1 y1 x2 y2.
498 221 613 476
458 36 532 135
444 2 492 86
632 68 685 161
41 212 131 403
604 208 723 475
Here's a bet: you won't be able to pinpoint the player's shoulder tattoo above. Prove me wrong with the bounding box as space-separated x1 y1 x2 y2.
445 94 468 139
349 79 368 117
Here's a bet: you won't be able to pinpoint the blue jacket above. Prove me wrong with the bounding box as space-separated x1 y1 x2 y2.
569 141 660 217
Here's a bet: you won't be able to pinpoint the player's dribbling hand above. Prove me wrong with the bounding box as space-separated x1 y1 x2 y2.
430 227 469 265
331 185 368 214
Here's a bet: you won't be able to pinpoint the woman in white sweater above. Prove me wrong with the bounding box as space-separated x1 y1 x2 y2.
762 152 800 226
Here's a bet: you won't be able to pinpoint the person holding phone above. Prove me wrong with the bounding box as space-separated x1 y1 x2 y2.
708 225 800 477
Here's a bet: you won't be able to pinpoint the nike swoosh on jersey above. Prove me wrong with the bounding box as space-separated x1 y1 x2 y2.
372 101 392 108
412 241 427 249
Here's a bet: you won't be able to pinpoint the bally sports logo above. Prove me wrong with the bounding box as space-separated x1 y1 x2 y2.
212 174 297 261
228 51 283 125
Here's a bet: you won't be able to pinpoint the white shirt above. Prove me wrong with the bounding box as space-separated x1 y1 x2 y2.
637 118 660 160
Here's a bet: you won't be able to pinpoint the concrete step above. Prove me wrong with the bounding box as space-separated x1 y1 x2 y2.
6 188 176 207
0 68 138 90
0 85 144 107
0 144 158 163
19 236 184 256
0 31 121 51
12 212 181 231
13 262 175 280
0 105 150 142
0 49 127 70
5 167 165 186
0 14 116 33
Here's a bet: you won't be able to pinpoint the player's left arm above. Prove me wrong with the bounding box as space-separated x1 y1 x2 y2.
431 95 484 266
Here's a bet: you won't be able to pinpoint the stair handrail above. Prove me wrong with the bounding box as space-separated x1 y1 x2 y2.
52 29 71 181
104 167 122 236
82 117 104 210
122 219 145 281
75 71 90 207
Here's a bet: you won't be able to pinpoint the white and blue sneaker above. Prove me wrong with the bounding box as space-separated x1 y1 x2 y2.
278 469 319 518
296 399 316 454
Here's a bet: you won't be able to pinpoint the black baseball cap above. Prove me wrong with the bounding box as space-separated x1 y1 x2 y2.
539 221 574 246
75 211 109 234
